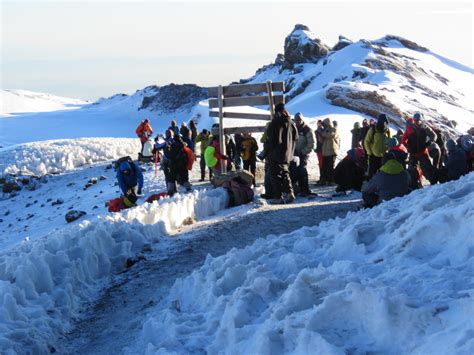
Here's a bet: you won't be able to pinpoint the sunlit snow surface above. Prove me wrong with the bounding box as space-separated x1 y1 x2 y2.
133 173 474 355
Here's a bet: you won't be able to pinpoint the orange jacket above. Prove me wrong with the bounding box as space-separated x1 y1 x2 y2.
136 121 153 143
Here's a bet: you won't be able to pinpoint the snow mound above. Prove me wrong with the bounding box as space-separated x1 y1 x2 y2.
0 138 140 176
0 188 228 354
136 173 474 354
0 90 88 117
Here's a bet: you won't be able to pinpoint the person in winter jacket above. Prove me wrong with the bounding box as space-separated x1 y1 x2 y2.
362 152 411 208
135 119 153 152
334 147 365 192
168 120 180 137
205 133 227 176
116 158 144 205
239 132 258 185
351 122 362 148
456 132 474 173
266 102 298 204
260 122 273 199
294 112 316 195
437 139 467 183
225 134 237 172
189 119 198 143
385 137 408 168
401 112 437 184
195 129 212 181
314 120 324 180
364 113 391 178
162 133 192 196
319 118 340 185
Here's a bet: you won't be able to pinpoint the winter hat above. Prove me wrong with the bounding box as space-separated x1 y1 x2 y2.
377 113 388 123
348 147 365 161
353 122 360 129
446 139 456 152
468 127 474 135
382 152 396 165
369 119 376 125
459 135 473 152
362 119 369 127
211 124 220 136
413 112 423 121
275 102 285 112
144 118 149 123
385 137 399 148
119 161 132 173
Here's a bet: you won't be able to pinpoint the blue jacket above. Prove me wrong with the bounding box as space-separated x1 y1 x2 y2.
362 159 411 201
116 161 143 194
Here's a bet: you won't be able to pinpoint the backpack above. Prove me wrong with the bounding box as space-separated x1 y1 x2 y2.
406 127 428 154
183 146 195 170
115 156 136 172
223 177 254 207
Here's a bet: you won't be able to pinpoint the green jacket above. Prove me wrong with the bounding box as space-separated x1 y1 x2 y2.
364 127 391 157
195 133 212 155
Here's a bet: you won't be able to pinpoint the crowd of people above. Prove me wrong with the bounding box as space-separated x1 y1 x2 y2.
117 107 473 208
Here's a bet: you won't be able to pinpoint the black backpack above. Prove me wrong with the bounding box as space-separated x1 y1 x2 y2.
406 127 428 154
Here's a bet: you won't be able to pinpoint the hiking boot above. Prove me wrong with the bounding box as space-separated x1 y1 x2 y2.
284 192 296 203
199 178 204 182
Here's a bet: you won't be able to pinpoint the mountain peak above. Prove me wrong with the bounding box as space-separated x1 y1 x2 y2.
282 24 331 68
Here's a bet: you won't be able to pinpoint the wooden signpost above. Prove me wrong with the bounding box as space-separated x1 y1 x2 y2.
207 81 285 173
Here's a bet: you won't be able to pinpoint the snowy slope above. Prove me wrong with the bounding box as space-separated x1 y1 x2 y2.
0 90 88 116
132 172 474 355
2 29 472 152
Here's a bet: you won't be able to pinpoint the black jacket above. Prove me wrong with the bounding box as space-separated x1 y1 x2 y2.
267 112 298 164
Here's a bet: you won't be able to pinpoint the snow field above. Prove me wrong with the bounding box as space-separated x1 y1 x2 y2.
0 138 141 176
0 188 228 354
135 173 474 355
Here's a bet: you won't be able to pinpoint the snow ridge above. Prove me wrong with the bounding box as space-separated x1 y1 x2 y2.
0 188 228 354
134 173 474 355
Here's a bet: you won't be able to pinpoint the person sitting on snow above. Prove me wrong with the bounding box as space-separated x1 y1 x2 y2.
116 157 144 207
334 147 366 192
361 152 411 208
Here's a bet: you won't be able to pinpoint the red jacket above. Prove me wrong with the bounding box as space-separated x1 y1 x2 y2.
136 121 153 143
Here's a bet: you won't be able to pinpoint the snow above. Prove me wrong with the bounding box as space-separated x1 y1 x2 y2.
0 138 140 176
0 186 228 354
131 173 474 355
0 89 88 117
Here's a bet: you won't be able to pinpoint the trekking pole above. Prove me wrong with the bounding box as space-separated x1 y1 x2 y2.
154 150 159 178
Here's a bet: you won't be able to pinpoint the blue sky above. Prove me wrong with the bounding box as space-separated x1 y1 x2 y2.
1 1 472 100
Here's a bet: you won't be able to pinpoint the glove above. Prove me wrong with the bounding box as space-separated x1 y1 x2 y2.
137 188 143 196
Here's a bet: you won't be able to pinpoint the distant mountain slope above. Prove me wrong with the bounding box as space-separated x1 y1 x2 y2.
242 25 474 134
1 24 472 147
0 90 89 116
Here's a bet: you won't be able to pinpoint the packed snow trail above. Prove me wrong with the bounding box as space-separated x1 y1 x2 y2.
57 188 360 354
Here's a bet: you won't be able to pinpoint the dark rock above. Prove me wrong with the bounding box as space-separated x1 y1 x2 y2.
105 164 113 170
139 84 208 113
93 205 98 209
283 24 330 66
67 182 75 187
332 35 353 51
0 219 3 223
99 176 107 181
40 204 45 207
88 177 98 184
65 210 86 223
0 177 6 184
3 181 22 193
26 213 34 220
47 198 52 202
52 199 64 206
4 210 10 216
21 177 30 185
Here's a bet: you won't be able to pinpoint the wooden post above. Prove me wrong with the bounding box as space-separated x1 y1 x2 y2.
266 80 275 120
218 85 226 174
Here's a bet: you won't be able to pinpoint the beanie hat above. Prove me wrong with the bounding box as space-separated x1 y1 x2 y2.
211 124 220 136
382 152 396 165
386 137 399 148
354 122 360 129
295 112 303 120
413 112 423 121
378 113 388 123
459 135 473 152
275 102 285 112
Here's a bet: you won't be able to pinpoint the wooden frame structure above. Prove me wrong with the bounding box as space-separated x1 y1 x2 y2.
207 81 285 173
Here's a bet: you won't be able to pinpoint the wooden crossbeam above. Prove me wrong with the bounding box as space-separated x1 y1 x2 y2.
208 94 284 109
208 82 284 98
209 111 272 120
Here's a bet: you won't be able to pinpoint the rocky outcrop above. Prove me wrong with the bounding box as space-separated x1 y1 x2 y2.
332 35 353 51
139 84 207 113
282 24 331 69
376 35 429 52
326 85 408 128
